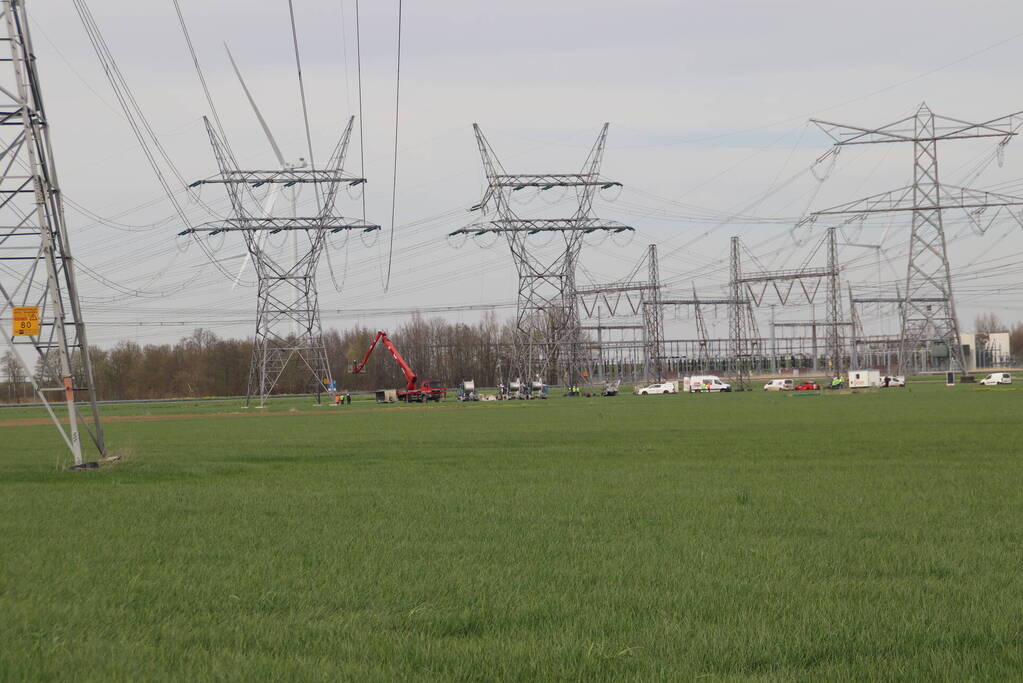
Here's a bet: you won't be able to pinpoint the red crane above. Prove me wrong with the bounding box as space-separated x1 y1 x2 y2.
350 330 447 402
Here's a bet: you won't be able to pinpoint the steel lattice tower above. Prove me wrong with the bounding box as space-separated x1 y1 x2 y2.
810 103 1023 374
727 236 758 391
451 123 632 388
824 227 844 376
0 0 104 465
642 244 664 380
185 117 379 407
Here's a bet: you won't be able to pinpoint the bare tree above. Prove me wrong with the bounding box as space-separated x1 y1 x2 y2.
974 312 1004 334
2 351 25 403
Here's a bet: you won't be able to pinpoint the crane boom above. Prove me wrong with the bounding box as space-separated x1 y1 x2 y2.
350 330 418 390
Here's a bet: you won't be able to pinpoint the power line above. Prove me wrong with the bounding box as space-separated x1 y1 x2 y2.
384 0 403 292
286 0 322 214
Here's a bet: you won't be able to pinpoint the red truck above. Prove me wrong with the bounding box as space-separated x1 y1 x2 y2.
350 330 447 402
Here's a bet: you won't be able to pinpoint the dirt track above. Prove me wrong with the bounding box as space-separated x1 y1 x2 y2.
0 403 495 428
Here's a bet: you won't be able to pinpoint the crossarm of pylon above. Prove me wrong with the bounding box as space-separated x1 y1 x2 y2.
190 169 367 187
812 110 1023 146
654 298 738 306
181 217 381 235
449 218 632 236
938 185 1023 211
574 281 656 295
738 268 831 283
810 186 916 217
811 183 1023 217
852 296 948 304
490 173 622 189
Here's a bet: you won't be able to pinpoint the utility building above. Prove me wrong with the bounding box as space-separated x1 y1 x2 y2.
961 332 1012 372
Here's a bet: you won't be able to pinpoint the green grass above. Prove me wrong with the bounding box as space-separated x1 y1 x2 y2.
1 384 1022 680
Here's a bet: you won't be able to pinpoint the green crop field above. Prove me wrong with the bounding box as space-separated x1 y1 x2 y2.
2 382 1022 680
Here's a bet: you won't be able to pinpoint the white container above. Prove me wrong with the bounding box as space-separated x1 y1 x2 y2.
848 369 880 388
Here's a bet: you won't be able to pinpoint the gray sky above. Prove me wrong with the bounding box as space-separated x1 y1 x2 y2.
25 0 1023 347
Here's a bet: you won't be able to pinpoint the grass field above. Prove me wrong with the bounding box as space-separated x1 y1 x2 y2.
1 382 1022 680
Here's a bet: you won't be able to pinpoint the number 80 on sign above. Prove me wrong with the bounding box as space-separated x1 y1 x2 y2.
12 306 40 336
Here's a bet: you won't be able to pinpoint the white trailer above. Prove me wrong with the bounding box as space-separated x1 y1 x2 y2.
848 369 881 388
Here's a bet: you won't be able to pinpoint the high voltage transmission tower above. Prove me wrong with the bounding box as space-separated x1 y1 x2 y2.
184 116 379 407
824 227 844 376
450 123 632 388
642 244 664 380
0 0 104 465
808 103 1023 374
728 237 761 391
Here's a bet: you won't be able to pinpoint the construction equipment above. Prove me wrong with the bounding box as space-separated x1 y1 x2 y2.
501 378 523 400
457 380 479 402
350 331 447 402
602 379 622 396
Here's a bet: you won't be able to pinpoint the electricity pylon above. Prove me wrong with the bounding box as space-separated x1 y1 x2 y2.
643 244 664 380
0 0 104 465
728 237 760 391
824 227 844 376
810 103 1023 374
450 123 632 388
185 116 379 406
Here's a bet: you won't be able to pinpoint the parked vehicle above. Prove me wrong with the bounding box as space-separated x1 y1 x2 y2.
763 379 794 391
350 330 447 402
848 369 881 388
686 376 732 393
980 372 1012 386
795 381 820 391
636 381 677 395
881 375 906 388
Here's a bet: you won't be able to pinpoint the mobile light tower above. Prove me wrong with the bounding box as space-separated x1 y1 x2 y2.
450 124 632 390
0 0 104 465
809 104 1023 374
184 114 378 407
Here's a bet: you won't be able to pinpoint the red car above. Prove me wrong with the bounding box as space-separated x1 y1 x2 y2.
795 382 820 391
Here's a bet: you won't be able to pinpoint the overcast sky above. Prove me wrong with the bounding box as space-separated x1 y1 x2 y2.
22 0 1023 348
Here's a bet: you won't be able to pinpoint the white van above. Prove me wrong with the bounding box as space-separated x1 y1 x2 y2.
980 372 1012 386
686 375 732 393
763 378 794 391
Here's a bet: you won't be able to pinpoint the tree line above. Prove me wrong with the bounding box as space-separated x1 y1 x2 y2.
2 314 515 403
2 312 1021 403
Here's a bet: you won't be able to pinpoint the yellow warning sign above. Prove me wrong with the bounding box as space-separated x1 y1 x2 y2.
12 306 40 336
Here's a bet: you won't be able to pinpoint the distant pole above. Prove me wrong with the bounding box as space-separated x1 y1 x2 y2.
770 304 778 374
